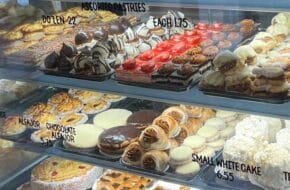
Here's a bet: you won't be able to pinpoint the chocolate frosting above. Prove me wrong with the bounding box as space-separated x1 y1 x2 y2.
60 43 77 58
119 16 131 29
93 28 108 41
45 51 59 69
75 31 91 45
127 110 160 126
91 56 111 75
99 125 141 145
177 63 196 76
158 63 175 75
108 23 124 35
58 55 73 72
73 54 92 73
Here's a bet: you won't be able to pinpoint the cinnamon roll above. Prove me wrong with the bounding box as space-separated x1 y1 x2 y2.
122 142 144 166
174 126 190 144
141 150 169 172
138 125 169 150
153 115 179 138
162 106 188 125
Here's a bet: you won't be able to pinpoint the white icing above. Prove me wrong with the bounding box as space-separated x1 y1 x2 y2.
276 128 290 152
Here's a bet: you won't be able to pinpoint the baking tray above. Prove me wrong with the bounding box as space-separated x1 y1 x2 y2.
40 67 114 82
199 154 263 190
199 86 290 104
0 152 48 190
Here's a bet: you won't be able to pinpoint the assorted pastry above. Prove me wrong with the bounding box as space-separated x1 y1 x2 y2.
0 116 26 136
220 115 290 189
1 6 120 62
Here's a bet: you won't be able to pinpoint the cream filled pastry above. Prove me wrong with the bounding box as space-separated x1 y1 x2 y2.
234 45 257 65
183 135 206 153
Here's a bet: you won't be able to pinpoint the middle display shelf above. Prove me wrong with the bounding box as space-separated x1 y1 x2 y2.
1 67 290 120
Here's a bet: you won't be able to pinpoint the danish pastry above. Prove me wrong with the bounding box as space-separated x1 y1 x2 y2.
162 106 188 125
21 23 43 33
153 115 179 138
141 150 169 172
138 125 169 150
122 142 144 166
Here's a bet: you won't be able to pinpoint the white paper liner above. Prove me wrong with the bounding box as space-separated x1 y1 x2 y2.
81 101 111 115
16 182 32 190
30 129 56 144
104 95 127 103
31 166 103 190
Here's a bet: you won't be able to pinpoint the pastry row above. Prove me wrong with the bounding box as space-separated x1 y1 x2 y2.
15 156 192 190
0 89 126 144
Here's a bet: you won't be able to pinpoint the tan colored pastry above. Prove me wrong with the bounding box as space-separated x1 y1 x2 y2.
33 112 58 128
0 29 7 36
200 108 216 123
23 31 45 41
82 99 110 114
0 116 26 136
43 25 64 35
48 92 71 105
3 31 23 41
21 41 39 48
41 34 58 41
180 105 203 118
141 150 169 171
174 126 190 144
162 106 188 125
180 118 203 135
24 102 54 117
69 89 103 103
55 98 83 115
21 23 43 33
138 125 169 150
122 142 144 166
153 115 179 138
59 113 88 127
30 128 55 143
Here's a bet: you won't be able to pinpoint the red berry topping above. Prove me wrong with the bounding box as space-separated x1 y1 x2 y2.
170 41 187 54
123 59 136 70
186 36 200 45
139 50 154 61
184 30 196 36
51 171 58 176
156 41 171 51
196 23 209 30
141 63 155 73
154 51 171 62
171 35 186 42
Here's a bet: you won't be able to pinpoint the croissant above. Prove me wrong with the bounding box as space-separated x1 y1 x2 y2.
138 125 169 150
162 106 188 125
122 142 144 166
141 150 169 172
153 115 179 138
174 126 190 144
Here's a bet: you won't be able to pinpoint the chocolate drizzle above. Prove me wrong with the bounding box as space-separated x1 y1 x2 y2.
93 28 108 41
60 43 77 58
75 31 91 45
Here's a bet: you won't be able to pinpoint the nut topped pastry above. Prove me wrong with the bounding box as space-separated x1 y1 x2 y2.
0 116 26 136
48 92 71 105
162 106 188 125
141 150 169 172
82 99 110 114
55 98 83 115
24 102 54 117
153 115 179 138
122 142 144 166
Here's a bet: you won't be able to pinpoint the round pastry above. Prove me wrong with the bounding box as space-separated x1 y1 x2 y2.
122 142 144 166
186 46 202 55
31 157 102 190
212 50 238 73
99 125 141 156
48 92 71 105
0 139 14 149
174 126 190 144
24 102 54 117
138 125 169 150
0 116 26 136
180 105 203 118
215 110 237 122
191 54 208 65
102 94 126 102
212 32 225 42
217 40 232 50
197 126 219 142
180 117 203 135
204 117 226 131
93 109 132 129
200 108 216 123
220 126 235 139
200 39 214 48
234 45 257 65
141 150 169 172
202 45 219 60
196 147 215 159
31 128 55 144
169 146 193 168
207 138 225 151
82 99 110 115
175 161 200 177
153 115 180 138
68 89 103 103
249 40 268 54
227 32 242 43
222 24 236 32
127 110 160 130
33 112 59 129
183 135 206 153
59 113 88 127
75 31 91 45
66 124 104 149
162 106 188 125
55 98 83 116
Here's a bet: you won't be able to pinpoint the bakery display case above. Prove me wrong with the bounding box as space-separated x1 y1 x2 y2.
0 0 290 190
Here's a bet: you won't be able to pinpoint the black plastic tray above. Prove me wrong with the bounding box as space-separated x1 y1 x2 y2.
40 67 114 82
199 86 290 104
